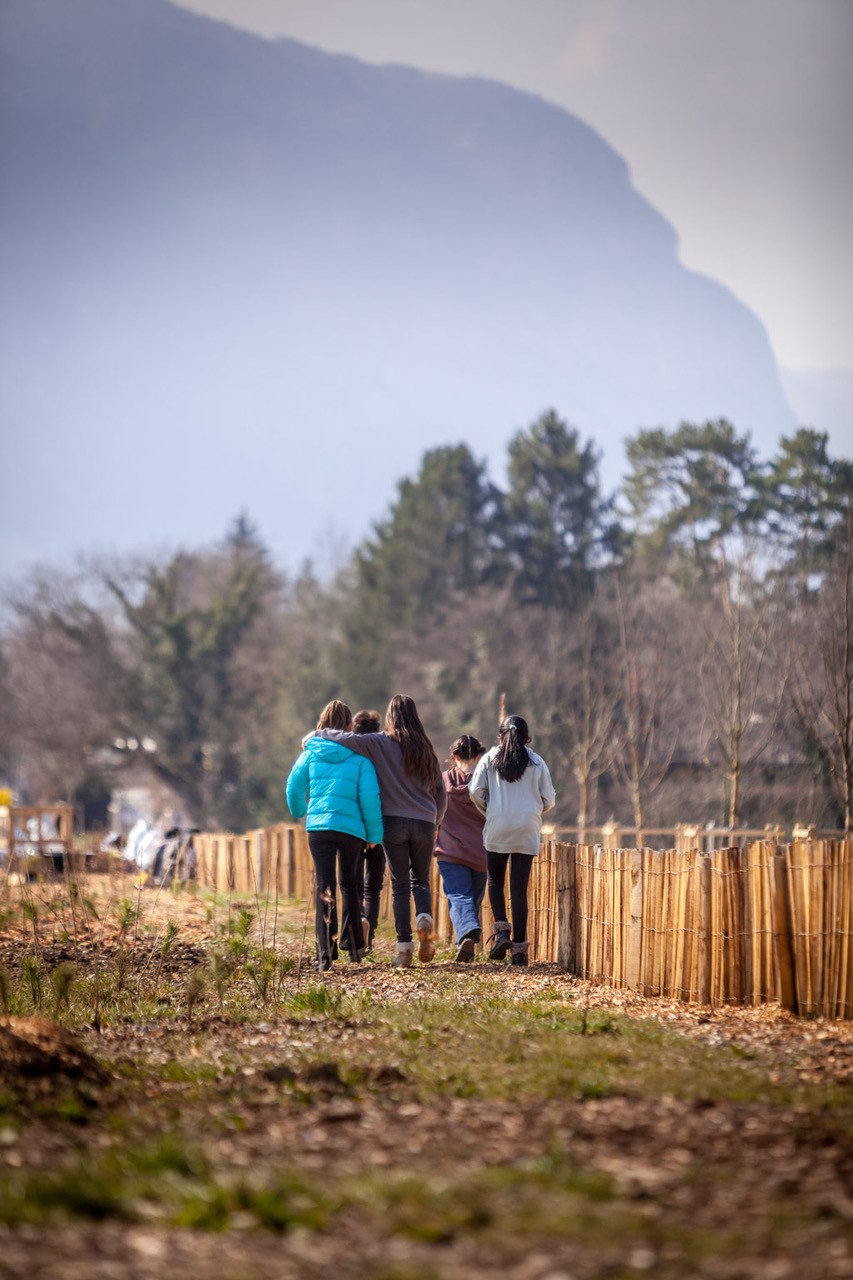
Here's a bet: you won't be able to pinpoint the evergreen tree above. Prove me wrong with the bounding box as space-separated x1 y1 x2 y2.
622 419 759 581
756 428 853 588
504 410 610 607
337 444 504 703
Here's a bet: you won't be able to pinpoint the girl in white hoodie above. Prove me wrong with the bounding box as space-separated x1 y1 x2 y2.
468 715 556 967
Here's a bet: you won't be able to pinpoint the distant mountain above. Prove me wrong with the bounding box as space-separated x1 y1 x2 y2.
0 0 797 575
780 369 853 447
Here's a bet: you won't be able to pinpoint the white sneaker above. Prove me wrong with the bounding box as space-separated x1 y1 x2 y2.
391 943 413 969
416 913 435 964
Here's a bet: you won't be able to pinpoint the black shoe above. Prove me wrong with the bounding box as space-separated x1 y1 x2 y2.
315 956 332 972
455 937 475 962
488 928 512 961
511 950 528 967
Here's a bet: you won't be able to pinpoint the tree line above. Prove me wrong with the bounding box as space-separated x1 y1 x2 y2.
2 415 852 833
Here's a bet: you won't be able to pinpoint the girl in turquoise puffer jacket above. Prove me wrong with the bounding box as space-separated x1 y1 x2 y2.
286 700 383 970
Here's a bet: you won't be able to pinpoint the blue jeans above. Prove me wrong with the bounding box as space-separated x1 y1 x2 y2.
438 859 486 943
382 815 434 943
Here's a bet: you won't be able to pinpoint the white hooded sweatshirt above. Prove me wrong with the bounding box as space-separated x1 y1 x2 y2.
468 746 556 857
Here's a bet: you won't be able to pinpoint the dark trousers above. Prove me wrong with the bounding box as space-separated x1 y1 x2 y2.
359 843 385 947
308 830 365 961
487 851 533 942
382 815 434 943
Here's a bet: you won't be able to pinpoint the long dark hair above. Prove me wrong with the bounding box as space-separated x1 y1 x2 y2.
494 715 531 782
317 699 352 731
385 694 441 790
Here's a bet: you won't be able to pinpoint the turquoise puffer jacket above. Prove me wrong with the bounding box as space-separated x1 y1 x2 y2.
285 737 383 844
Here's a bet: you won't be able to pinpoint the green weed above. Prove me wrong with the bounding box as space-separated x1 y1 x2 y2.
288 984 343 1016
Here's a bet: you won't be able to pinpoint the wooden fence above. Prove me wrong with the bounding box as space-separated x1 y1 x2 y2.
192 823 560 960
190 825 852 1019
548 822 842 853
556 838 853 1019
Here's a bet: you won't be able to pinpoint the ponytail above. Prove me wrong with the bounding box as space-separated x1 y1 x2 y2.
494 715 530 782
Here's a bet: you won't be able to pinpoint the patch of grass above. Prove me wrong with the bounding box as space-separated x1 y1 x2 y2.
287 984 343 1016
0 1142 329 1234
340 1152 755 1265
344 987 850 1111
2 1168 126 1223
158 1060 219 1084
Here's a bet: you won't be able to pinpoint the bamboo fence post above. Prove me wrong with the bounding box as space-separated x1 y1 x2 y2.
838 838 852 1018
697 852 711 1005
283 827 296 898
806 838 819 1015
708 848 717 1006
792 839 812 1014
656 848 667 995
639 848 650 995
626 848 642 989
253 830 264 896
835 839 850 1018
676 848 688 997
761 841 778 1005
773 848 798 1014
637 849 650 998
600 846 612 981
590 846 601 981
732 846 746 1005
650 849 663 997
211 834 220 890
577 845 589 979
824 840 836 1019
607 847 618 985
743 843 754 1006
556 842 577 972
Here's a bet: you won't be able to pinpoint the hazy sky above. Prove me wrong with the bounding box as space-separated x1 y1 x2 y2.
172 0 853 377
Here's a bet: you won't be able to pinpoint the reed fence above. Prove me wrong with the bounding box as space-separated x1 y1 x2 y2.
556 838 853 1019
192 823 560 961
189 825 852 1019
548 822 839 853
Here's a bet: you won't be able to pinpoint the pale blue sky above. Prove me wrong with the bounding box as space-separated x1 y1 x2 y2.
173 0 853 378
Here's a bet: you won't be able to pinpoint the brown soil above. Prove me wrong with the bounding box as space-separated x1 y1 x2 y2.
0 877 851 1279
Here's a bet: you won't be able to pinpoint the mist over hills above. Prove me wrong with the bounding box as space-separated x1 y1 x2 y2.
0 0 797 576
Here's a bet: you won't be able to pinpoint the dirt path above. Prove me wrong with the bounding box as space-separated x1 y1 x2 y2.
0 876 851 1279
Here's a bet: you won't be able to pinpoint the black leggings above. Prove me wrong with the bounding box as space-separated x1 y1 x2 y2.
359 843 385 946
308 830 365 961
487 851 533 942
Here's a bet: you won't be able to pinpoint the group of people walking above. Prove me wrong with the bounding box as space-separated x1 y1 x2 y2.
285 694 556 971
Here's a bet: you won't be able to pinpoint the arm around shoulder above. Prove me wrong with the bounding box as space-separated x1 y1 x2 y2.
317 728 379 760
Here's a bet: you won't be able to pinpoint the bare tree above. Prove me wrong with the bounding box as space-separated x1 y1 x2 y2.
1 568 120 802
790 506 853 828
528 600 616 834
698 549 781 827
610 574 675 842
